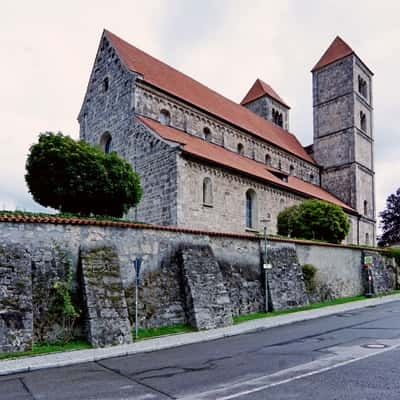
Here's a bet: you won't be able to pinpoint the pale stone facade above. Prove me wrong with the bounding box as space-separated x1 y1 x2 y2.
78 32 376 245
312 50 376 245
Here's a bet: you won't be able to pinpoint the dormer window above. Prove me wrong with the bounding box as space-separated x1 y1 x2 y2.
102 77 109 93
159 109 171 126
237 143 244 155
203 127 211 142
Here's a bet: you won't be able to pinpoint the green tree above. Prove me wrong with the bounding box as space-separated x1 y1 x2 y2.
379 188 400 246
25 132 142 217
277 199 350 244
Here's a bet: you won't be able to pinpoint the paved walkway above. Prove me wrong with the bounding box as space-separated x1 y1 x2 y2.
1 294 400 376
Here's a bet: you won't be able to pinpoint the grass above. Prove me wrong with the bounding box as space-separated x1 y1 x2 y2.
0 340 92 361
133 324 196 340
233 290 400 324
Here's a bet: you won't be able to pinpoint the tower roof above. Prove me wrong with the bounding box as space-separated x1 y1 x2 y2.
312 36 354 72
240 78 290 109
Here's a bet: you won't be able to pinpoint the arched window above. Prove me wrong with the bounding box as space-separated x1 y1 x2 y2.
265 154 271 166
277 113 283 127
279 198 285 210
237 143 244 155
364 200 368 216
245 189 257 229
278 160 282 170
310 173 314 182
289 165 294 175
102 77 109 92
203 177 213 205
159 109 171 126
100 132 112 154
358 76 367 98
203 127 211 142
360 111 366 131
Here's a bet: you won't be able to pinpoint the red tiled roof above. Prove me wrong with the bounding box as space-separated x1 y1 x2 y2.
241 78 290 109
105 30 314 165
312 36 354 72
138 116 355 212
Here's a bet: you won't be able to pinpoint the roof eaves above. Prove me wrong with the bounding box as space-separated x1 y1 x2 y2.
138 80 313 165
180 150 356 214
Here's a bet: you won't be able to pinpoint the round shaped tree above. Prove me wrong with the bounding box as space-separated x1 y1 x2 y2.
25 132 142 218
277 199 350 244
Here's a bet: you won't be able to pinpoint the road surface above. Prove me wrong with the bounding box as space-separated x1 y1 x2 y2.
2 300 400 399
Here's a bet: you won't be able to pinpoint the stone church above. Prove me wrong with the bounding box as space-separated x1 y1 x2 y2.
78 31 375 245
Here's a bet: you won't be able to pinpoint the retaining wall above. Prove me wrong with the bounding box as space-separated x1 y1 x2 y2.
0 217 396 352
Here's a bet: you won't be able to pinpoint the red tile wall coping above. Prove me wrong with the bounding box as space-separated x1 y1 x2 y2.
0 214 386 253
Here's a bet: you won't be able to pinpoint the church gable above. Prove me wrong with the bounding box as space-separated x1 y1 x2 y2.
105 30 314 165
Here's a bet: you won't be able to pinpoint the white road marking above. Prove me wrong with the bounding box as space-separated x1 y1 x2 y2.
182 338 400 400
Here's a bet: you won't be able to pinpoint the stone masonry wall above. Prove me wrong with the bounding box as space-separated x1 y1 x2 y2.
267 243 309 310
177 157 349 236
135 84 319 184
0 244 32 353
243 96 290 131
296 243 364 302
78 34 137 169
0 220 395 352
127 119 179 226
363 250 397 295
80 244 132 347
312 53 375 246
179 245 233 330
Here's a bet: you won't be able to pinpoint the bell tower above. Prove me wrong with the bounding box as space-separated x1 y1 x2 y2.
312 36 375 245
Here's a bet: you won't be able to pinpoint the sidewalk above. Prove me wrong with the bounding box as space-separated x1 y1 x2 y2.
1 293 400 376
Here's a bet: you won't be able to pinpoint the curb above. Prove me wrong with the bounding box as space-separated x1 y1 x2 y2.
1 293 400 376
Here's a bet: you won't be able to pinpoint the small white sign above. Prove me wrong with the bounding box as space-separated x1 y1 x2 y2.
263 263 272 270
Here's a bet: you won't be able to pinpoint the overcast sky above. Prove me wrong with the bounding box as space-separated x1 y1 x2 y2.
1 0 399 229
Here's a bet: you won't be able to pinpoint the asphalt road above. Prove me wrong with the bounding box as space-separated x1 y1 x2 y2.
2 300 400 400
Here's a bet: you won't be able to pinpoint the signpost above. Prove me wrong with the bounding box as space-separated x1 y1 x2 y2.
364 255 373 297
133 257 142 340
261 215 271 312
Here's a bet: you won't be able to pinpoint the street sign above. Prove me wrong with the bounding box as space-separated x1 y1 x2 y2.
263 263 272 270
134 257 142 276
364 256 373 265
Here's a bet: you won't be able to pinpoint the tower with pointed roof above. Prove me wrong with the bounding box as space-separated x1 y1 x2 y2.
312 36 376 245
241 79 290 130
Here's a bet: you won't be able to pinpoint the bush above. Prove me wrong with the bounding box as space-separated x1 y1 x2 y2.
302 264 317 292
25 132 142 217
277 199 350 244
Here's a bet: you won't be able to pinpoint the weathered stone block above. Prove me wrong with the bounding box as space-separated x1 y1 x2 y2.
267 244 308 311
80 243 132 347
179 245 233 330
0 243 32 353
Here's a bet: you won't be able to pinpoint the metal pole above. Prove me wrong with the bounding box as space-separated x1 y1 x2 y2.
135 276 139 340
264 225 269 313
